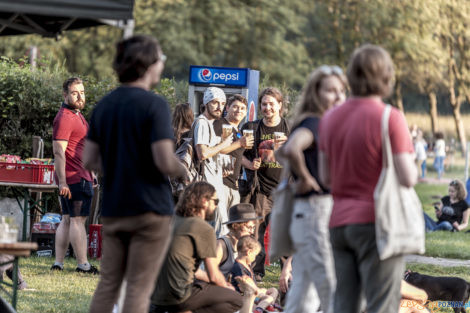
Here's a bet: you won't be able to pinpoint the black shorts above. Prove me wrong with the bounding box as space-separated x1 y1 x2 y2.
60 178 93 217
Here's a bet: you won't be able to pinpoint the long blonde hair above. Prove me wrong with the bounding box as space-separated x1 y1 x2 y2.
293 66 347 128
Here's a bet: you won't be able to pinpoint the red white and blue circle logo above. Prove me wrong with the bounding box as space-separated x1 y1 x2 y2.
198 68 212 82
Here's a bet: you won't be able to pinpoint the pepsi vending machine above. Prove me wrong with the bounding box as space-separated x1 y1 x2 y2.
188 65 260 122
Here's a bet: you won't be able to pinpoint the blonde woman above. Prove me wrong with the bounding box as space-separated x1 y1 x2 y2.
424 179 469 232
277 65 347 313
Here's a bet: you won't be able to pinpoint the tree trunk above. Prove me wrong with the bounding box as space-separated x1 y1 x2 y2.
428 91 438 135
452 103 467 156
394 81 404 112
449 82 466 155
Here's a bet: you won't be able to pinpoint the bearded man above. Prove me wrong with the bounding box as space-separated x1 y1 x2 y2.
50 77 98 274
150 182 243 313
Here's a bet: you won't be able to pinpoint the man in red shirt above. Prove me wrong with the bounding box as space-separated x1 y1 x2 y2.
50 77 98 274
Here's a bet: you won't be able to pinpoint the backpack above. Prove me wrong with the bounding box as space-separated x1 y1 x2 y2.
170 117 211 198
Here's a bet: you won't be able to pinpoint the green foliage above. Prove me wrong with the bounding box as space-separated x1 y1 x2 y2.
0 58 115 159
153 78 189 110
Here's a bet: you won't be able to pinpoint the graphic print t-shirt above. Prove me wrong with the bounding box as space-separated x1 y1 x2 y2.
256 119 289 195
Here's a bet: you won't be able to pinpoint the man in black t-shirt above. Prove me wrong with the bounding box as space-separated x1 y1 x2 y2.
213 95 254 210
83 35 186 313
241 87 290 280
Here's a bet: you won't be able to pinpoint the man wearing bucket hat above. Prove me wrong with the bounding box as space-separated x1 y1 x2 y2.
193 87 233 236
216 203 262 279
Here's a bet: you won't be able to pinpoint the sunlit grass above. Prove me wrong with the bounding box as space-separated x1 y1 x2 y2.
405 112 470 140
6 156 470 312
2 256 98 313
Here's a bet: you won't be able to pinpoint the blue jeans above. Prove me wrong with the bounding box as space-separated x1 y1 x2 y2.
420 160 426 178
423 212 453 232
433 156 445 179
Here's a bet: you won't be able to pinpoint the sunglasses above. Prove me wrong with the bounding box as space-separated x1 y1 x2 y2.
317 65 343 76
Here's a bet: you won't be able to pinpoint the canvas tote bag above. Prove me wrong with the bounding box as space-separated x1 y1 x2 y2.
269 165 295 262
374 105 425 260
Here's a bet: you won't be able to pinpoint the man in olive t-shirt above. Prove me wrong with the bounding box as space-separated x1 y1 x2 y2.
150 182 242 313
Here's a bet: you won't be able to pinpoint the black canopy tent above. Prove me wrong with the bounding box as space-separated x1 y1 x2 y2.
0 0 134 38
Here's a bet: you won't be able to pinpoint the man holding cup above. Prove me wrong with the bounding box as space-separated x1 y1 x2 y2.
241 87 290 281
214 95 254 210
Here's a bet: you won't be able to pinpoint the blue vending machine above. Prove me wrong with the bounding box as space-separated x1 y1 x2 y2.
188 65 260 122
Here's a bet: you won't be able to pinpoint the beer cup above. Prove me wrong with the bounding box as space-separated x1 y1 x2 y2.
243 129 254 149
222 124 232 140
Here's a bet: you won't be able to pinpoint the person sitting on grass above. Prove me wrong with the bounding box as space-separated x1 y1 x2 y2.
423 179 469 232
399 280 430 313
216 203 261 280
231 236 281 313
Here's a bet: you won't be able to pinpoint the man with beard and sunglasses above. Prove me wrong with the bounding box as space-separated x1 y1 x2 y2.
51 77 98 274
193 87 233 236
150 182 243 313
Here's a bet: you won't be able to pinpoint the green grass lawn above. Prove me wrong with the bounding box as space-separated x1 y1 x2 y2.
4 156 470 312
2 256 98 313
9 260 466 313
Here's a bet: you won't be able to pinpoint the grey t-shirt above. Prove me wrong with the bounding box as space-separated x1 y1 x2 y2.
193 114 221 176
151 215 217 305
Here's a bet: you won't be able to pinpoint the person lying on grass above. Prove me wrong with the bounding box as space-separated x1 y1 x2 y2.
399 280 430 313
423 179 469 232
231 236 281 313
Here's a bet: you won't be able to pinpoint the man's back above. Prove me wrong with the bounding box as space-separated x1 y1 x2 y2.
88 86 174 217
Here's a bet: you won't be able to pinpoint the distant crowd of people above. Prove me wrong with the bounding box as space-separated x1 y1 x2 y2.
411 125 457 181
41 33 462 313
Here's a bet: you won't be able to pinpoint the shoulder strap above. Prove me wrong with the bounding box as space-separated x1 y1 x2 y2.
381 105 392 169
254 119 262 159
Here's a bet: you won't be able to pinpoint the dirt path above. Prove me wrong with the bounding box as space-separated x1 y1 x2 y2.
405 254 470 267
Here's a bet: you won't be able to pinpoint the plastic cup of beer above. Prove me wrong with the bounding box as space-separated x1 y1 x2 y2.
274 131 285 149
222 124 232 140
274 131 284 142
243 129 254 149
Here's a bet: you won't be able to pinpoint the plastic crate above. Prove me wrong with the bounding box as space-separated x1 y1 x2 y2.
0 162 55 185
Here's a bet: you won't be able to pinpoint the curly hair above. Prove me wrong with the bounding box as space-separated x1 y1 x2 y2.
227 221 250 236
175 182 215 217
449 179 467 201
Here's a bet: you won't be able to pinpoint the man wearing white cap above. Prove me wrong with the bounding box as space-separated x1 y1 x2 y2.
193 87 233 235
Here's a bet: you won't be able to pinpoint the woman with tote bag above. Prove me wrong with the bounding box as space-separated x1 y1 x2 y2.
318 44 418 313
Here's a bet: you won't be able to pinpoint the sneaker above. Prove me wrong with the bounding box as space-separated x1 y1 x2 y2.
75 264 99 274
271 303 283 311
50 264 63 271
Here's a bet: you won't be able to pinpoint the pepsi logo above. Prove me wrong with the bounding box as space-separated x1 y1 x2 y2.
198 68 212 82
